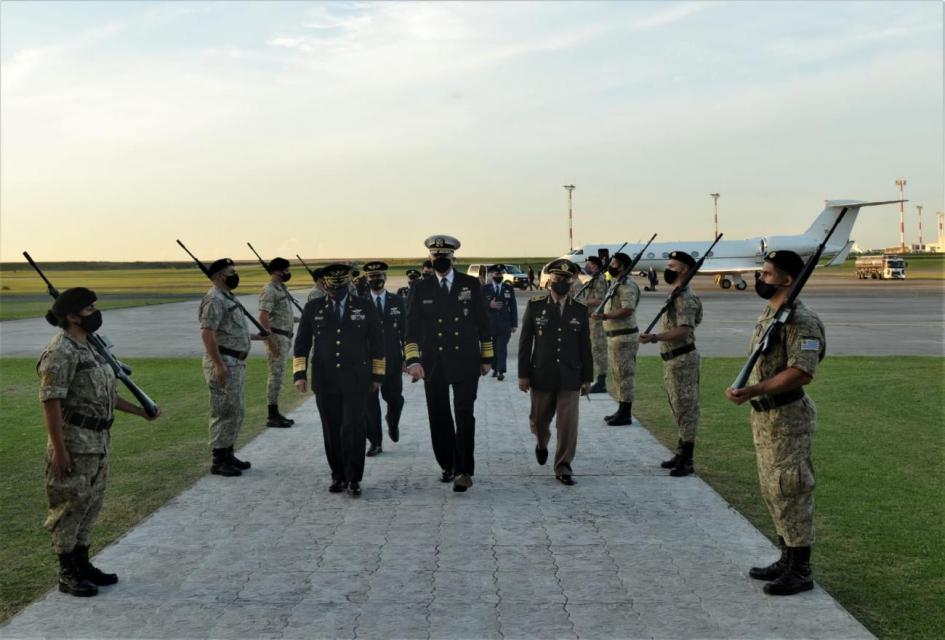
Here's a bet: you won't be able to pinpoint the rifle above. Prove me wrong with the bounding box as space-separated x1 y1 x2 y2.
246 242 304 313
573 241 628 301
642 234 724 334
731 207 848 390
593 234 657 316
23 252 159 418
296 254 316 279
176 240 270 337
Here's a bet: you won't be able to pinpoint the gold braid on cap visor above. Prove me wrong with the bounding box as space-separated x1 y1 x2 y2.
324 274 352 287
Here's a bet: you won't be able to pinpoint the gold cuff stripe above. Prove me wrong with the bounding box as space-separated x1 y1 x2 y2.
404 343 420 359
372 358 387 375
480 341 495 358
292 357 307 373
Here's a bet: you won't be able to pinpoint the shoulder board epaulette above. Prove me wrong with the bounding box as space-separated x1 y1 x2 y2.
530 293 549 302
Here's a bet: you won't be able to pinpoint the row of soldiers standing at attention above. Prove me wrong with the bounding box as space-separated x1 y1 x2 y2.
37 233 823 598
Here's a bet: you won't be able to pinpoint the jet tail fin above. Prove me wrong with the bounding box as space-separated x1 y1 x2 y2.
805 200 905 248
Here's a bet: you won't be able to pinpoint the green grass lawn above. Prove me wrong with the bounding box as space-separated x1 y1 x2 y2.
632 356 944 640
0 357 307 622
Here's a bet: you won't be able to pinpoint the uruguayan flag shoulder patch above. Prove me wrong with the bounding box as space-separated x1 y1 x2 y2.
800 338 821 351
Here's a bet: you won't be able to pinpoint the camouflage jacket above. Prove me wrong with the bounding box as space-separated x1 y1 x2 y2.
748 300 826 386
259 282 295 334
659 286 703 354
199 286 251 354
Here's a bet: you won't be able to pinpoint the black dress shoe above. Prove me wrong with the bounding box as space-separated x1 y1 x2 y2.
388 424 400 443
535 446 548 466
366 443 382 457
556 475 576 486
497 372 505 381
440 470 454 483
348 482 362 497
329 480 347 493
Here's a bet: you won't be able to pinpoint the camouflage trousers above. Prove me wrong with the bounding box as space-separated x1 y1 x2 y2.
750 397 817 547
589 319 608 379
266 335 292 405
607 335 639 402
43 449 108 553
663 351 700 442
203 355 246 449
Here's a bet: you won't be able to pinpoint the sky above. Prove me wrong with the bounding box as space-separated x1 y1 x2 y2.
1 0 942 261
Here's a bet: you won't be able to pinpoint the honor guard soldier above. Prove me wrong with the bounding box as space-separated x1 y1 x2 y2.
726 250 826 596
308 267 327 302
39 288 162 596
591 252 641 426
640 251 703 476
484 264 518 381
574 255 609 393
518 260 593 485
199 259 255 476
404 235 493 492
294 263 385 496
258 257 298 428
363 261 406 456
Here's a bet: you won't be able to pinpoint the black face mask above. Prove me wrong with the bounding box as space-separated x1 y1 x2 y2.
550 281 571 296
607 266 622 278
368 278 385 291
492 275 503 282
327 286 348 300
280 272 292 283
422 272 433 279
754 275 784 300
432 256 452 273
77 310 103 333
224 274 240 290
663 269 679 285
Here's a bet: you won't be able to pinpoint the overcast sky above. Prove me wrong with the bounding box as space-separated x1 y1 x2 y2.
1 0 942 261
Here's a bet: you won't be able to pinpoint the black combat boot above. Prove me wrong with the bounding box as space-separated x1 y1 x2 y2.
73 545 118 586
606 402 633 426
589 374 607 393
749 536 788 580
267 404 292 428
604 404 620 422
670 441 695 477
764 546 814 596
661 439 683 469
227 446 251 470
58 551 98 597
211 448 241 477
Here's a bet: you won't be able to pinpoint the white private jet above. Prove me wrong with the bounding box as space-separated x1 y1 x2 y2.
557 199 902 290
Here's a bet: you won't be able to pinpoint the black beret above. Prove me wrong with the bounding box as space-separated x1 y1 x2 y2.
311 267 324 281
422 260 434 269
363 261 389 273
765 250 804 278
545 259 580 278
268 257 290 272
585 256 603 268
668 250 696 269
208 258 234 277
612 252 632 267
47 287 97 325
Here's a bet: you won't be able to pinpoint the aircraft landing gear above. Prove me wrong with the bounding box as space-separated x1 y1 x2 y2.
715 274 732 289
715 274 746 290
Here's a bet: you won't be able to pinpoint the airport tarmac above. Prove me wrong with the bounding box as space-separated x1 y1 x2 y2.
0 275 941 358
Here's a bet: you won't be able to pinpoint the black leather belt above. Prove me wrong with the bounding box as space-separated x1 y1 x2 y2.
750 388 806 412
271 328 293 338
64 411 113 431
606 327 639 338
661 343 696 361
219 347 248 361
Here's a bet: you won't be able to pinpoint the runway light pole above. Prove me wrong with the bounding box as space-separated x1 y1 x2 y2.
563 184 576 251
895 178 907 252
917 205 924 248
709 193 720 240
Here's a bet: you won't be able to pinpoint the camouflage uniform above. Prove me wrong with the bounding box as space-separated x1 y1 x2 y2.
660 287 703 442
200 286 251 449
748 300 825 547
37 333 116 553
574 275 609 379
259 282 295 404
603 277 640 402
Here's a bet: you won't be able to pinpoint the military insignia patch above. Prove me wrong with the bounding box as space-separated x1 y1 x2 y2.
800 338 821 351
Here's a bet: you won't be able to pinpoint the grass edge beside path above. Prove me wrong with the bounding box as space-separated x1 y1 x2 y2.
0 357 307 623
632 355 945 640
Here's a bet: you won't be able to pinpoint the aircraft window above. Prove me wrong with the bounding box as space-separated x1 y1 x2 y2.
567 249 584 256
661 252 669 258
692 251 700 258
647 252 655 259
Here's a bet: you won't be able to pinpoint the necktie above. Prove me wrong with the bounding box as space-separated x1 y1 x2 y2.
376 296 383 315
335 299 343 322
441 278 449 294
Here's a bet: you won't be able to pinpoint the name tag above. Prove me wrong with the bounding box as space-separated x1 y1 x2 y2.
423 299 434 304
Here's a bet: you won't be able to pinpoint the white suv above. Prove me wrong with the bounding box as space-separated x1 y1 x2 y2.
467 264 530 289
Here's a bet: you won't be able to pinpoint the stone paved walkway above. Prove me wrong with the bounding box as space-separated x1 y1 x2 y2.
1 367 871 639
